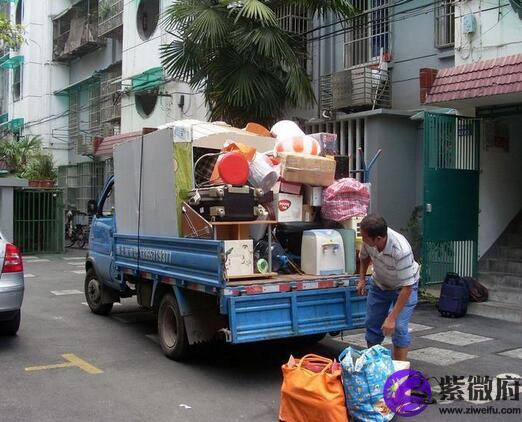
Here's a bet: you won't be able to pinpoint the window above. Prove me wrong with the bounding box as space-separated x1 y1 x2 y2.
12 66 21 102
435 0 455 48
15 0 23 25
344 0 390 68
135 89 158 118
136 0 159 41
102 186 115 216
276 4 312 74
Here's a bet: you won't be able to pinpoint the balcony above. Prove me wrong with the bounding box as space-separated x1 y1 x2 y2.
53 0 105 62
98 0 123 39
321 65 391 114
99 65 122 124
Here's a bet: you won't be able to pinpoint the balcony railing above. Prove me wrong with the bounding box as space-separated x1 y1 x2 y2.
323 65 392 113
53 0 104 62
98 0 123 39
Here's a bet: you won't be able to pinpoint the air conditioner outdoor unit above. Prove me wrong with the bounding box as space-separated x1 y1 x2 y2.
332 69 352 110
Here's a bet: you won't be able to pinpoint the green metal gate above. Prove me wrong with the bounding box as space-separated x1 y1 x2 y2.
13 189 64 254
422 112 480 286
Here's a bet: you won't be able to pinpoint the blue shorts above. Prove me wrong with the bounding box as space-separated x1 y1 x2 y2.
365 277 418 348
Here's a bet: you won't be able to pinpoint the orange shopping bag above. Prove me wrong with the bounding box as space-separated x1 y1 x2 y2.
279 354 348 422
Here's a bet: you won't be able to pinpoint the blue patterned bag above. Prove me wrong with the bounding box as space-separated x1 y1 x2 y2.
339 345 395 422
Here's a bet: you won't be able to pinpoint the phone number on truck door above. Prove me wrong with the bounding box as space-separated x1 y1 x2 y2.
116 245 174 265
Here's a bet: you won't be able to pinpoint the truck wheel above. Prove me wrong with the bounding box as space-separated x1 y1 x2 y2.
85 269 113 315
158 293 189 361
0 310 21 336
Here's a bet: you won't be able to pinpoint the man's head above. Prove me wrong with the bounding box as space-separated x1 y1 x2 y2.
360 214 388 250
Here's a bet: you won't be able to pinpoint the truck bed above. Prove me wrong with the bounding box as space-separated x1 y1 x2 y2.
226 273 356 286
114 233 366 343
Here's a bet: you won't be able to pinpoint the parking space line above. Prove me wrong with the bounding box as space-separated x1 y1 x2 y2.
63 257 85 261
51 289 83 296
24 274 36 278
68 262 85 266
71 270 86 275
25 353 103 375
24 259 51 263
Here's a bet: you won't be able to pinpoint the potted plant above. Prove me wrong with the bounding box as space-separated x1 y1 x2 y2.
23 153 58 188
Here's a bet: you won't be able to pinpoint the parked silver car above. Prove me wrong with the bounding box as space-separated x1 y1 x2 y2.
0 233 24 335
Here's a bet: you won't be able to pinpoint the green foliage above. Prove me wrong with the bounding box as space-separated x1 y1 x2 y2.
161 0 355 127
99 0 112 20
0 135 56 180
23 153 57 181
0 13 24 50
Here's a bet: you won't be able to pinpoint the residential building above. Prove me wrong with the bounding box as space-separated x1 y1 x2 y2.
0 0 206 211
423 0 522 321
297 0 457 232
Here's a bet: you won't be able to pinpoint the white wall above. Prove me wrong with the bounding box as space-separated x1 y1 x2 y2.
4 1 125 166
7 0 70 164
478 115 522 256
455 0 522 65
120 0 207 133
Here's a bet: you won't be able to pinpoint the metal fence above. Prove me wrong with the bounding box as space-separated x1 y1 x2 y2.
13 189 64 254
58 161 105 212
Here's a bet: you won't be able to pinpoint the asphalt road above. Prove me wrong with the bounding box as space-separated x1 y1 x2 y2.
1 249 521 422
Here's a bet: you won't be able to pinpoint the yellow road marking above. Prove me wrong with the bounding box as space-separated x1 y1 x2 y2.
25 354 103 375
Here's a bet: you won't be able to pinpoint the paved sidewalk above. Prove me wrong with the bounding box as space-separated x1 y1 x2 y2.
326 302 522 420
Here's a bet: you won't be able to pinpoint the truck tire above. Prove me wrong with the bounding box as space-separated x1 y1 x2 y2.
85 269 113 315
158 293 190 361
0 310 21 336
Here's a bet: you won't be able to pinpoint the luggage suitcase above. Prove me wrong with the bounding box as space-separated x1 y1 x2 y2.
438 272 469 318
188 185 266 221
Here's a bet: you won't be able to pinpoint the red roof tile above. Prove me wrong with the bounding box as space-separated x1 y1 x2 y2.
426 54 522 104
94 131 142 157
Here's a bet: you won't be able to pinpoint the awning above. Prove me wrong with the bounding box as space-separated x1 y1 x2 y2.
426 54 522 108
94 131 143 157
0 117 24 133
0 54 10 67
131 67 164 93
0 55 24 69
54 75 97 96
0 113 8 125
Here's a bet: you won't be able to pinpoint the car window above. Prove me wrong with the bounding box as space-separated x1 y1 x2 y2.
101 185 115 217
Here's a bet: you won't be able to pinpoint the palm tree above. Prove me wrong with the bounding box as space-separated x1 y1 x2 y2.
0 135 42 176
161 0 354 128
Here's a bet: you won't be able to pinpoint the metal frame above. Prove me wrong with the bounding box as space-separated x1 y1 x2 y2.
276 3 313 76
98 0 123 39
13 189 64 254
434 0 455 48
305 117 367 182
344 0 390 69
422 112 480 286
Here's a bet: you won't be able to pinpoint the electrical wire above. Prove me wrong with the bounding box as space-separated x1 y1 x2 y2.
307 0 506 44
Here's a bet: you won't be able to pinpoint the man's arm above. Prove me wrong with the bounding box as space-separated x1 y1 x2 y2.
357 256 371 296
381 285 412 336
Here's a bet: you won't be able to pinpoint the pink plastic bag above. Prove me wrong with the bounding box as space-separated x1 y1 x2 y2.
321 178 369 222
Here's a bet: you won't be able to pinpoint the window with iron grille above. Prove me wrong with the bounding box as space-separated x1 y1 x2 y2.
12 66 21 102
344 0 389 69
276 4 312 75
435 0 455 48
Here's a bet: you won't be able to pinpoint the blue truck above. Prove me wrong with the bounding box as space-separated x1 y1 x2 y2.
85 124 367 360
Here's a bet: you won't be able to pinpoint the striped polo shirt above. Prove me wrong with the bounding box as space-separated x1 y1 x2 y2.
359 228 419 290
